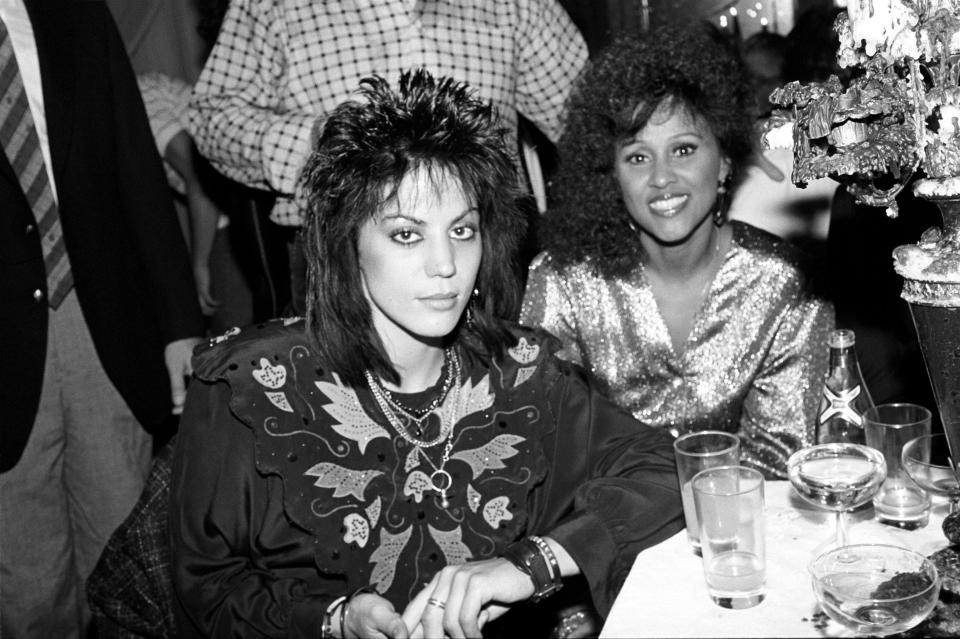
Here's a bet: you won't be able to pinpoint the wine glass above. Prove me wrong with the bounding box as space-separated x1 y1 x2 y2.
809 543 940 636
902 433 960 514
787 444 887 553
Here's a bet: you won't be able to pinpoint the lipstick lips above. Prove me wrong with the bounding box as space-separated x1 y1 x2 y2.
420 293 459 310
648 193 689 216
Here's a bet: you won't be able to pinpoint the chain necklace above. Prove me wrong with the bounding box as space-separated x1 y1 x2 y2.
365 348 461 447
364 349 463 507
381 347 456 419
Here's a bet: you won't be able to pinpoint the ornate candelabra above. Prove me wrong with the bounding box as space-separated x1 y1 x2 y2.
768 0 960 486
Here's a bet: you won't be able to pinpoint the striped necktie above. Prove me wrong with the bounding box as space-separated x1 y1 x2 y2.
0 17 72 308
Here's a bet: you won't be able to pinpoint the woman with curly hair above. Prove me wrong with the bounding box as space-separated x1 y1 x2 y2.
521 25 833 479
168 69 681 638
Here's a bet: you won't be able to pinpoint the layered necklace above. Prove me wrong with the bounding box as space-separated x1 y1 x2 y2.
365 348 462 507
381 349 457 424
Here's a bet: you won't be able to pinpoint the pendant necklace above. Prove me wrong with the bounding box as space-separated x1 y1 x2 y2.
365 348 463 506
417 436 456 508
378 348 456 437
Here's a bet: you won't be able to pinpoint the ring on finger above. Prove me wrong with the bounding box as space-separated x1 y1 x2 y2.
427 597 447 610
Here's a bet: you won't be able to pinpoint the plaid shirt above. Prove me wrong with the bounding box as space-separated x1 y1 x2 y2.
188 0 587 226
87 441 176 638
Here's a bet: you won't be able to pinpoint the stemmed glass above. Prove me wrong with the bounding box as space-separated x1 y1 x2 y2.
809 544 940 636
787 444 887 553
902 433 960 514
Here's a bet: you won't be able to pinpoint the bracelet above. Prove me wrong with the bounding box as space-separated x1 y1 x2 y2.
501 536 563 602
321 596 346 639
529 535 561 583
339 585 378 639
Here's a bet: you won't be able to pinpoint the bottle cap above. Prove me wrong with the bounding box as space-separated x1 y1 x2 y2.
828 329 856 348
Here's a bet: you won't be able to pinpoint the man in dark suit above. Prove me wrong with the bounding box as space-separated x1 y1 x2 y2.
0 1 204 636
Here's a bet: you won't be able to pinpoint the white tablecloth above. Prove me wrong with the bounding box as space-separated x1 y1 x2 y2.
601 481 950 638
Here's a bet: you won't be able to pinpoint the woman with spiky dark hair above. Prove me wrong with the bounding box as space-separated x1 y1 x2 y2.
521 25 833 480
169 69 681 638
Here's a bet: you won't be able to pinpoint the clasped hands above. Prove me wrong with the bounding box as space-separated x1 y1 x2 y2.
340 557 534 639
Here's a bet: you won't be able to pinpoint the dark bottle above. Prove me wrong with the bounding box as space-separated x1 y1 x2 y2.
816 329 875 445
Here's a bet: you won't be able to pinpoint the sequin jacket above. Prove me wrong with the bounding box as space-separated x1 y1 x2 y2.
521 222 834 479
169 319 682 637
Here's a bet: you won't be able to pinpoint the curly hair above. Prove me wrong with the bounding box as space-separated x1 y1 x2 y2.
541 23 755 279
299 69 527 387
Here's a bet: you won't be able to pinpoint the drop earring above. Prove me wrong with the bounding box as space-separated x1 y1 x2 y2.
713 176 731 227
466 288 480 327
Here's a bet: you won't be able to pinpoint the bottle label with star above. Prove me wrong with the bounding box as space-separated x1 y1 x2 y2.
816 384 867 444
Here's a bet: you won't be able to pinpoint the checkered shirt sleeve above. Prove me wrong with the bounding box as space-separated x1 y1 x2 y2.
514 0 588 143
188 0 586 226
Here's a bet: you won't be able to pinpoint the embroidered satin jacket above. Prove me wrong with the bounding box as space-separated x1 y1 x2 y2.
169 319 682 637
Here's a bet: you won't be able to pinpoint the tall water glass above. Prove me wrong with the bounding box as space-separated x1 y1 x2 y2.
864 403 932 529
693 465 766 609
674 431 740 555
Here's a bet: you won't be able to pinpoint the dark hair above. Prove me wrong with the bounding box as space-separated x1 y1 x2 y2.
743 31 788 60
541 23 755 278
783 7 844 84
742 31 788 73
299 69 526 387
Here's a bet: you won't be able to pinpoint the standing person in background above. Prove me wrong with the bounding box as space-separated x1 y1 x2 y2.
137 71 256 334
188 0 588 315
105 0 258 333
103 0 208 83
521 25 833 480
0 1 204 636
741 31 787 119
728 16 839 259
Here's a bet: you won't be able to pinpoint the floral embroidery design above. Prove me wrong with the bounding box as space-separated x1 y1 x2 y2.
317 374 391 454
370 526 413 593
253 357 287 389
508 337 540 364
442 374 494 426
467 484 482 513
451 434 525 479
483 496 513 529
305 462 382 500
265 391 293 413
403 470 433 503
343 512 370 548
366 497 382 528
237 324 550 607
428 524 473 565
514 366 536 387
404 446 420 473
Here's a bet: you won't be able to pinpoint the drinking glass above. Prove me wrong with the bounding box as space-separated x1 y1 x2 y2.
787 443 886 553
902 433 960 514
674 431 740 555
809 544 940 636
864 403 932 529
692 465 766 609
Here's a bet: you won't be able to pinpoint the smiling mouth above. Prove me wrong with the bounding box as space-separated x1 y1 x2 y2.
648 194 688 215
